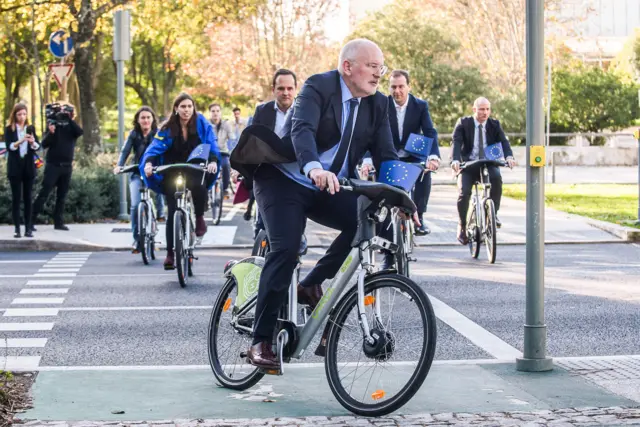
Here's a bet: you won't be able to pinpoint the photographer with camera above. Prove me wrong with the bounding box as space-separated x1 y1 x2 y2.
31 102 83 231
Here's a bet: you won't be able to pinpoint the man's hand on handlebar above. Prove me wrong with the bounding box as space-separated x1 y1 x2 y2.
309 168 340 195
427 159 439 172
144 162 153 177
360 163 375 178
112 166 121 175
398 211 421 227
506 158 516 169
451 161 460 174
207 162 218 174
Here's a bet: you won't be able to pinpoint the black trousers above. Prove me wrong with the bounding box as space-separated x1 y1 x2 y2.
457 164 502 226
412 170 432 216
33 163 72 227
9 169 34 232
252 165 358 342
161 171 211 251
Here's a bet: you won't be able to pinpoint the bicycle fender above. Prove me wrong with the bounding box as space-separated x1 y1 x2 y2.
228 256 265 309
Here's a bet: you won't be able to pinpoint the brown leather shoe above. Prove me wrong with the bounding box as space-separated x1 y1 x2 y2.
195 215 207 237
297 284 323 310
457 224 468 245
246 341 280 371
164 250 175 270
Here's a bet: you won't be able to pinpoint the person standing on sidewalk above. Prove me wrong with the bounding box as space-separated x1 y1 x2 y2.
5 103 40 238
32 102 83 231
113 106 164 253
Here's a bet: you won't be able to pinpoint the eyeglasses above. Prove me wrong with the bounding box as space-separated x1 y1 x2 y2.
350 60 388 76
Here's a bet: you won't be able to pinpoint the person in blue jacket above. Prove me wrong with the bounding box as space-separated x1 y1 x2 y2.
141 93 219 270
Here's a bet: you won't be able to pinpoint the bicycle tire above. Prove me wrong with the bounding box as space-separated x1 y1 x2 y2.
324 273 437 417
467 203 481 259
394 220 410 277
485 199 497 264
211 183 223 226
174 210 187 287
139 202 150 265
251 229 270 257
208 276 264 390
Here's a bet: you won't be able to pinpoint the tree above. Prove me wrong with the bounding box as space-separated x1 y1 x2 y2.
550 62 639 136
349 2 486 132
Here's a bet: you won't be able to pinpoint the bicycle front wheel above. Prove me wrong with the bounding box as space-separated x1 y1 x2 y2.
208 276 264 389
324 273 437 417
394 220 410 277
211 183 223 225
484 199 497 264
174 210 187 287
467 202 480 259
139 202 150 265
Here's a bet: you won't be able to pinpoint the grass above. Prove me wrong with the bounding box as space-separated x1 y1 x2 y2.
503 184 640 229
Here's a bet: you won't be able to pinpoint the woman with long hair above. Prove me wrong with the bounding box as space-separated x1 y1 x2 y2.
113 106 165 252
4 103 40 238
141 93 219 269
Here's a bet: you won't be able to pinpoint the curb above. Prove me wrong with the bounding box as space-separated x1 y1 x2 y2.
0 239 630 253
579 217 640 242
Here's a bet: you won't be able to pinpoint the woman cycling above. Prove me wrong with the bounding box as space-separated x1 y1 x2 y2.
113 106 165 253
141 93 219 270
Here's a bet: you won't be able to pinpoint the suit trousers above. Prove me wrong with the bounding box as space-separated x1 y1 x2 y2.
252 165 358 342
9 166 34 231
32 163 72 227
412 171 432 215
457 164 502 226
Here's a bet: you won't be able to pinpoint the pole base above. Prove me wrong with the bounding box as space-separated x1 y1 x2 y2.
117 213 131 221
516 356 553 372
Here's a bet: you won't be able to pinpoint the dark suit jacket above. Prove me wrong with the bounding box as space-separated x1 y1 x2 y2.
231 70 398 183
4 125 39 179
285 70 397 176
252 101 277 132
388 94 440 160
451 116 513 162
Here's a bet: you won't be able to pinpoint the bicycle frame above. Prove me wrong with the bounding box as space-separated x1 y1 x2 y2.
174 174 195 250
470 165 492 231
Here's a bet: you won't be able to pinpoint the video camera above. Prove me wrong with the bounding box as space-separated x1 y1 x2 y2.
45 102 74 126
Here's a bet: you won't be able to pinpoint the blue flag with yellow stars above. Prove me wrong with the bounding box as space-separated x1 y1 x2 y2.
379 160 423 192
404 133 433 160
187 144 211 163
484 143 505 161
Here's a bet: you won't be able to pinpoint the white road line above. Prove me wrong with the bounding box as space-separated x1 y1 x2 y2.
0 260 47 264
221 204 243 222
20 288 69 294
0 322 54 331
0 338 47 348
26 280 73 285
56 305 212 311
11 297 65 305
37 268 80 272
50 259 88 262
3 308 60 317
428 294 521 360
33 273 76 277
58 252 92 254
45 262 83 266
0 356 41 371
424 220 447 233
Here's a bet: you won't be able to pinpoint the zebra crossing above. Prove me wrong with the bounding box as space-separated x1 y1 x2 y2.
0 252 91 370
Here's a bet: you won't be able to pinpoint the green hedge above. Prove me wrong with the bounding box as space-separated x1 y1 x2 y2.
0 160 120 225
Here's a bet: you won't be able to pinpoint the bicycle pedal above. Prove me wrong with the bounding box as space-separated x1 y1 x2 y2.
260 367 282 376
409 257 417 262
192 256 199 261
239 351 248 358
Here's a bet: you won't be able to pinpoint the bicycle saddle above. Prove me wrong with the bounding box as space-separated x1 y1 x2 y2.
120 164 139 174
342 178 417 213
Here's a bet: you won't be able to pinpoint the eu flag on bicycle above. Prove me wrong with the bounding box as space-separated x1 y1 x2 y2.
187 144 211 163
379 160 423 192
404 133 433 160
484 143 505 161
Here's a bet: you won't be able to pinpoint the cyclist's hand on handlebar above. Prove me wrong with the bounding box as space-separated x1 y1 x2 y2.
398 211 421 227
360 163 374 178
207 162 218 174
427 159 439 171
309 168 340 194
112 166 121 175
144 162 153 177
451 161 460 174
506 158 516 169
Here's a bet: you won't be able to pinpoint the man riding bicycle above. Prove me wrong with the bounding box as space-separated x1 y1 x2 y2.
451 97 516 245
231 39 421 372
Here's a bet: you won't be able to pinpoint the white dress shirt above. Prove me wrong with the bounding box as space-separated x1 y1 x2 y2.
274 102 292 138
9 125 38 158
394 99 408 140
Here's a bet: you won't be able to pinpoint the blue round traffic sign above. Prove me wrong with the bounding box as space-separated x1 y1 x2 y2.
49 30 74 58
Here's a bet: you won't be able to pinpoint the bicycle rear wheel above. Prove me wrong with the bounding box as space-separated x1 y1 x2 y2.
324 273 437 417
484 199 497 264
467 203 480 259
139 202 150 265
251 229 270 257
174 210 188 287
208 276 264 389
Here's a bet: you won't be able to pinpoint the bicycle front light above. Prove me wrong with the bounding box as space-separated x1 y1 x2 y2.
176 175 184 186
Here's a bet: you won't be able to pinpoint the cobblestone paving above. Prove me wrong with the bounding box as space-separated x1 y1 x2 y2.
17 406 640 426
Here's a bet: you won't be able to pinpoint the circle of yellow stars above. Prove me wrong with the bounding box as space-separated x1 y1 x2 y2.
385 163 409 184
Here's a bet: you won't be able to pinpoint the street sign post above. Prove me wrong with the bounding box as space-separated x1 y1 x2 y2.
49 30 74 58
635 129 640 225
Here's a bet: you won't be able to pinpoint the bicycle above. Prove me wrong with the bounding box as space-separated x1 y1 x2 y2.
458 159 505 264
208 178 437 417
117 164 158 265
154 163 207 287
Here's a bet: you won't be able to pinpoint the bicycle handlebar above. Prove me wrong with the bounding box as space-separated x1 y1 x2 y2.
117 164 140 174
153 163 207 174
